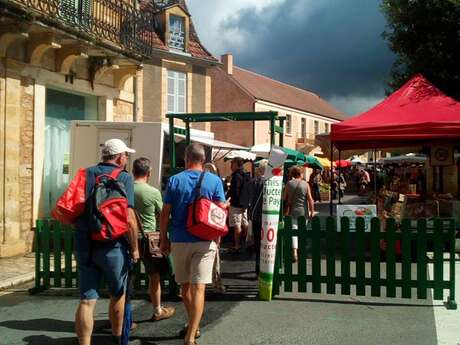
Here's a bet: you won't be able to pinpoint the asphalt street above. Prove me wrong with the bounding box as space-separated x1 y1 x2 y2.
0 249 442 345
0 196 455 345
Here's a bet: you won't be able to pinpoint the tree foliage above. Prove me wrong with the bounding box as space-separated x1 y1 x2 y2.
381 0 460 99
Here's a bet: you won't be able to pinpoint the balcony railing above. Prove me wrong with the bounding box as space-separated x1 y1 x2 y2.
5 0 157 58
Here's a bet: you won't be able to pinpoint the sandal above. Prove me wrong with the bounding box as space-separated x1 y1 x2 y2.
179 324 201 339
149 306 176 321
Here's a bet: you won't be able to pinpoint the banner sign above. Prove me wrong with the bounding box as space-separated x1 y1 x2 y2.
259 146 287 301
336 204 377 232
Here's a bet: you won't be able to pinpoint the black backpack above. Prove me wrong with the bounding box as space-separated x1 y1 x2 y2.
86 168 129 241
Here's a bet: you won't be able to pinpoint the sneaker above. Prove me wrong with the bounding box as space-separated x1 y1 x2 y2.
150 306 176 321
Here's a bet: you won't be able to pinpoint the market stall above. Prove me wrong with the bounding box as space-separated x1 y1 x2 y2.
331 74 460 222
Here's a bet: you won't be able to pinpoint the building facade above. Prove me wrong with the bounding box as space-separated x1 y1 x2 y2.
0 0 151 257
0 0 218 257
140 0 218 131
210 54 344 173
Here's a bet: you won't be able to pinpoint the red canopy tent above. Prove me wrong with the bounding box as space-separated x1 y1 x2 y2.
331 74 460 150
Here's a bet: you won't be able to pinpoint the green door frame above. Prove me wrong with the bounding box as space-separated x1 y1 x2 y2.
166 111 285 173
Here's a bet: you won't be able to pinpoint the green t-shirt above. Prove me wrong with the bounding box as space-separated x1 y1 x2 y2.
134 181 163 233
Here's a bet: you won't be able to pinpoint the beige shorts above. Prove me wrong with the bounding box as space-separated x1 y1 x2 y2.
171 241 217 284
229 206 249 228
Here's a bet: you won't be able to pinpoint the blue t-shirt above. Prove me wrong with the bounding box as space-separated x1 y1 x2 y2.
164 170 226 243
75 163 134 252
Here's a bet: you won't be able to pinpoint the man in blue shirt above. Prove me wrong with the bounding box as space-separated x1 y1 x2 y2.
74 139 139 345
160 143 226 345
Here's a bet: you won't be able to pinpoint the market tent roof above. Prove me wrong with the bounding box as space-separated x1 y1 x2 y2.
331 75 460 150
316 157 332 169
163 126 248 150
214 150 256 161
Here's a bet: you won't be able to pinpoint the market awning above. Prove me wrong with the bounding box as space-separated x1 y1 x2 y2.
316 157 332 168
213 149 257 161
163 125 248 150
331 75 460 150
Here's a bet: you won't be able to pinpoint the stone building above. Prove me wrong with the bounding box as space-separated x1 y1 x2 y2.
210 54 345 164
140 0 217 131
0 0 154 257
0 0 218 257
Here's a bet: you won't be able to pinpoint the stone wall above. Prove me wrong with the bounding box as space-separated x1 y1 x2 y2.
113 99 134 122
20 77 34 250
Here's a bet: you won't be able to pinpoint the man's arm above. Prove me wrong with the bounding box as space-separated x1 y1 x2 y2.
305 183 315 218
127 208 139 262
159 204 172 255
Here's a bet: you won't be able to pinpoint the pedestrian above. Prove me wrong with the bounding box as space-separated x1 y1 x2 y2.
338 172 347 199
359 169 370 195
203 162 226 294
283 166 315 263
331 170 339 200
160 143 227 345
241 159 268 275
228 157 250 253
311 169 322 202
132 158 175 322
74 139 139 345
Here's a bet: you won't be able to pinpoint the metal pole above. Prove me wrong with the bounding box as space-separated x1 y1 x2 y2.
338 149 342 205
270 118 274 147
330 140 334 216
169 116 176 173
279 118 284 147
373 149 377 201
185 120 191 146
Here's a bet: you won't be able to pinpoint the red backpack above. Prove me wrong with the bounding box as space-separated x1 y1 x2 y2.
86 168 129 241
51 168 87 224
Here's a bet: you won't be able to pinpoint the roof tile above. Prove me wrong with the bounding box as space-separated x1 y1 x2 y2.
231 67 344 120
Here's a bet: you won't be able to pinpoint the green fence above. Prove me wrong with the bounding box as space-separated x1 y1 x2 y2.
273 216 457 309
30 219 176 295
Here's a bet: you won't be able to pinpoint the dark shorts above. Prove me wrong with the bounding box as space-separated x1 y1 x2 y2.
75 241 129 300
139 239 170 275
142 256 170 275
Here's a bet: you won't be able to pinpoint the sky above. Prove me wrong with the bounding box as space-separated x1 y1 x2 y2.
187 0 396 116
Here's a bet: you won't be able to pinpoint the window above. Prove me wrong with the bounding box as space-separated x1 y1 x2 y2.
314 120 319 135
167 70 187 113
325 123 330 133
286 114 292 135
301 118 307 138
169 15 185 51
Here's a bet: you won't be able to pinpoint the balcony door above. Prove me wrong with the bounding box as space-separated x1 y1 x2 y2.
60 0 91 29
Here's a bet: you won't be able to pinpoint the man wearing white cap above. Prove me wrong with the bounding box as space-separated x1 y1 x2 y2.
74 138 139 345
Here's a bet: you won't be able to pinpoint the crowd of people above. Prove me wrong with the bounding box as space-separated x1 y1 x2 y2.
71 138 374 345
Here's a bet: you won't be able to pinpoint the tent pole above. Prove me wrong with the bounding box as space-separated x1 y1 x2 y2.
373 149 377 202
338 149 342 205
330 140 334 216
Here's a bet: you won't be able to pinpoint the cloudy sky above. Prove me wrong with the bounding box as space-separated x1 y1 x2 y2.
187 0 395 116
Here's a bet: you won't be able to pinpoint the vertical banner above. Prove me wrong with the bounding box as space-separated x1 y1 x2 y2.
259 146 287 301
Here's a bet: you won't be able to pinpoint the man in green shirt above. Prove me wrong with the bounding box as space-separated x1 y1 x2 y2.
133 158 175 321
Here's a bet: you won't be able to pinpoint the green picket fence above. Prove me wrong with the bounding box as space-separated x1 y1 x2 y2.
273 216 457 309
30 219 176 295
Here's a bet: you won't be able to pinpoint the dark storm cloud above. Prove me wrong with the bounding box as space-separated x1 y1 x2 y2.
219 0 395 105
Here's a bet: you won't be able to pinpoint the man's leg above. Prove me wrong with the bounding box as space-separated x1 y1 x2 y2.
149 272 162 314
184 283 206 344
109 293 126 337
76 299 97 345
181 282 192 319
234 224 242 250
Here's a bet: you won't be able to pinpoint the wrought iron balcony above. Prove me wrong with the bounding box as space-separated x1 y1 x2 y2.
2 0 157 59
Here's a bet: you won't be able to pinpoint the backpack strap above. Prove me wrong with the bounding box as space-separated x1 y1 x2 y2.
192 172 206 226
109 168 123 180
193 172 206 201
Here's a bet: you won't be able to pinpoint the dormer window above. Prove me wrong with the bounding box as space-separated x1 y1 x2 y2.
169 15 185 51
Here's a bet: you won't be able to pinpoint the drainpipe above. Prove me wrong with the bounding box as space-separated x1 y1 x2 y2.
133 75 138 122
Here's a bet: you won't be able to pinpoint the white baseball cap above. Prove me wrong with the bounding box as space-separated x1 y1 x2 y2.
102 138 136 156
